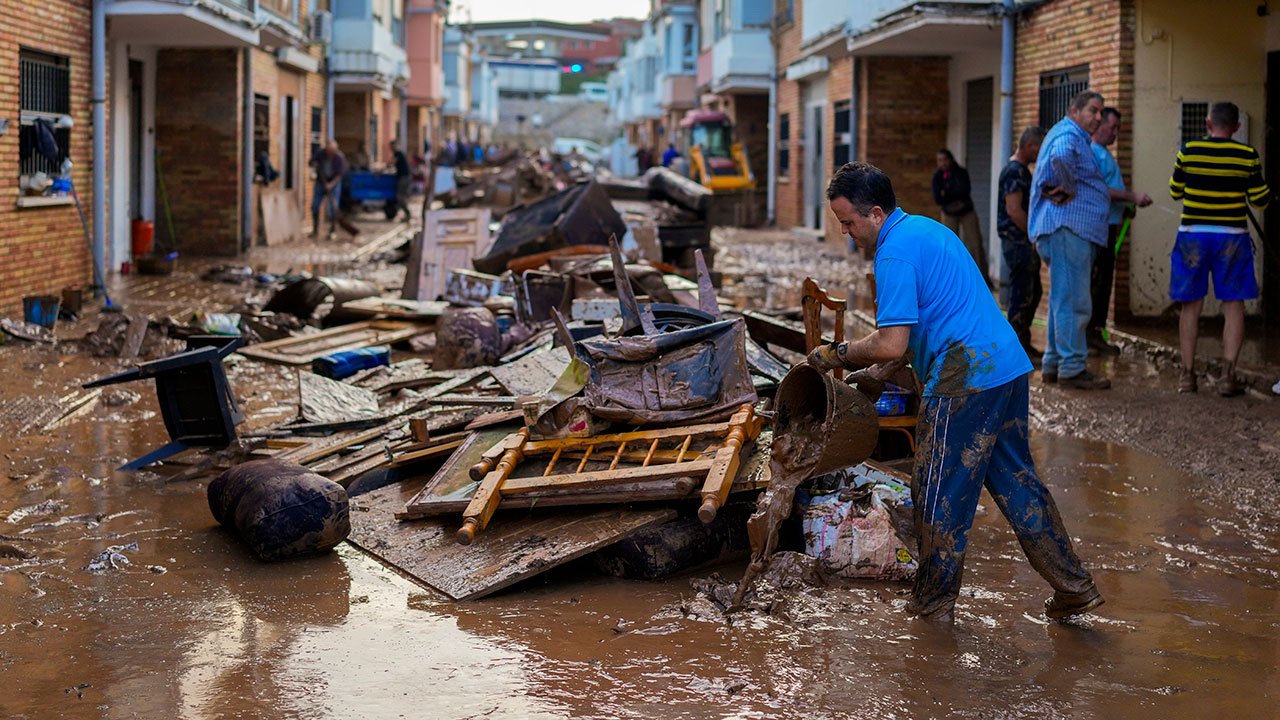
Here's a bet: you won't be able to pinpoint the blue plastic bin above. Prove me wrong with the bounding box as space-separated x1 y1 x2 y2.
874 383 911 417
23 295 61 329
344 172 399 202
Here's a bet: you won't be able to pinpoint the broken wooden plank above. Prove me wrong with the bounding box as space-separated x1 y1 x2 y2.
120 314 149 360
238 320 424 365
347 477 676 601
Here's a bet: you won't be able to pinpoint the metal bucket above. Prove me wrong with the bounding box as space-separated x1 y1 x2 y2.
774 363 881 479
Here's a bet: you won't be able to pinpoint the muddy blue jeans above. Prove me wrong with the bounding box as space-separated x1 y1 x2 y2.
908 376 1095 617
1036 227 1097 378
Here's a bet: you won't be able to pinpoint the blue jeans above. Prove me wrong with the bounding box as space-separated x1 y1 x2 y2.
909 377 1096 617
312 178 341 230
1035 227 1097 378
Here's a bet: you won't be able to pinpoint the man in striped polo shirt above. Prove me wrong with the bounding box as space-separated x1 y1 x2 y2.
1168 102 1270 396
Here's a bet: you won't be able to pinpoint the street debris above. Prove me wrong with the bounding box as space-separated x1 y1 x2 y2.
86 543 140 573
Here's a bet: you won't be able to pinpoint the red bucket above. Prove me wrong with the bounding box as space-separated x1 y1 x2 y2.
131 219 154 257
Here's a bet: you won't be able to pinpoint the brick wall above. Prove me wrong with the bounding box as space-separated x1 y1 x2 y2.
0 0 93 314
334 91 369 159
823 54 853 243
155 48 241 256
1015 0 1133 320
859 56 949 219
774 3 805 229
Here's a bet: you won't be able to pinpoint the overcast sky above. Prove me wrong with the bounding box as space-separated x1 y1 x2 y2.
448 0 651 24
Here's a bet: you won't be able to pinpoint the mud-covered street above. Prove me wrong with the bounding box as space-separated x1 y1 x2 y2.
3 228 1280 719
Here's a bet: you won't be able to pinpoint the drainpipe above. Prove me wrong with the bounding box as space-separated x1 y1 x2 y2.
766 14 779 226
998 0 1015 159
242 47 254 252
91 0 106 294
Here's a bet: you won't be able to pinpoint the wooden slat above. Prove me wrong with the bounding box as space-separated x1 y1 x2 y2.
500 459 715 494
238 320 424 365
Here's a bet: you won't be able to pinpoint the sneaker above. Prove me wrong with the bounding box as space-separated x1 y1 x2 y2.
1178 367 1197 394
1045 587 1105 620
1217 363 1243 397
1061 369 1111 390
1087 333 1121 356
1042 369 1058 384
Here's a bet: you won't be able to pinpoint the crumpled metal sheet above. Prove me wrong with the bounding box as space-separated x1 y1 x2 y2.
577 318 757 425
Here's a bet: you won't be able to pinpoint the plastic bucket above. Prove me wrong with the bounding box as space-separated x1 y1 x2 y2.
774 363 881 478
23 295 61 329
131 219 155 257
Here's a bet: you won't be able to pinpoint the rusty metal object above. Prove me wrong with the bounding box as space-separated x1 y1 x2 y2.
774 363 880 479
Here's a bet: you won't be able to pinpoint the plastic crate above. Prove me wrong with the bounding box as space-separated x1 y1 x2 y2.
875 383 911 417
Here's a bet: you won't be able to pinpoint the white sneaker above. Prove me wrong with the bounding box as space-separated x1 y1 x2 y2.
1272 379 1280 395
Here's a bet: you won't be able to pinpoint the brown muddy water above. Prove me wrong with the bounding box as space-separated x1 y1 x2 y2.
4 341 1280 718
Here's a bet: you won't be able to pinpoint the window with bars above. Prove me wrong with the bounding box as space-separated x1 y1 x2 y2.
1180 101 1209 145
833 100 851 171
778 112 790 177
310 106 323 163
253 94 270 179
19 48 72 181
1037 65 1089 131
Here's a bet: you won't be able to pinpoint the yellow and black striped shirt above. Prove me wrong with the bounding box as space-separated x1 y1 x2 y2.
1169 137 1270 227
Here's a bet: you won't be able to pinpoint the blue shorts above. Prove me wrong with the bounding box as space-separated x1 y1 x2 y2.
1169 230 1258 302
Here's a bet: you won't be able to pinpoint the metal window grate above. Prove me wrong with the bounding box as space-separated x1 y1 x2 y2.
19 48 71 178
833 100 851 171
1180 102 1209 145
253 94 270 173
778 112 790 177
310 106 323 161
1037 65 1089 131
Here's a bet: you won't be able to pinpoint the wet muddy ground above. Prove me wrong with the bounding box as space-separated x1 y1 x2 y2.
3 227 1279 718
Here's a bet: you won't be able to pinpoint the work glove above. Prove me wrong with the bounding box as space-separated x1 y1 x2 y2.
846 368 885 402
807 342 846 372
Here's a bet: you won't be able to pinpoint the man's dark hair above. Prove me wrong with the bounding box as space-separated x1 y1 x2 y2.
1018 126 1045 149
1069 90 1104 112
827 162 897 214
1102 106 1122 121
1209 102 1240 129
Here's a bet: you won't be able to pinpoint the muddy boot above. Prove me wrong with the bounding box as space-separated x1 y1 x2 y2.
1087 330 1121 357
1178 366 1197 394
1045 586 1105 620
1217 361 1243 397
1060 369 1110 390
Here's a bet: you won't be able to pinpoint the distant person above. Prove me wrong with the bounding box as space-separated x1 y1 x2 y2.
311 141 348 239
997 126 1045 361
390 141 412 223
1089 107 1152 356
473 142 484 165
661 143 680 168
1028 90 1111 390
932 148 987 282
634 146 653 174
1168 101 1270 396
351 141 370 170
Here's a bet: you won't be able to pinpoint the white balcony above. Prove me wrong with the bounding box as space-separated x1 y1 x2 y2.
105 0 259 47
710 29 772 94
331 16 409 90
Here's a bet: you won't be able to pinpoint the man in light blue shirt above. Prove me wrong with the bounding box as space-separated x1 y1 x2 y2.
1029 90 1112 389
809 162 1102 622
1088 107 1152 355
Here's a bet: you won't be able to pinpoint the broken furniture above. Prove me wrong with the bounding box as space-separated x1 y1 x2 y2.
800 276 919 453
453 404 764 545
474 180 627 275
237 320 424 365
83 335 243 470
404 208 493 302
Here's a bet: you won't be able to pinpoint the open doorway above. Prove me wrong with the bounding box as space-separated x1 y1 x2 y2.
1265 52 1280 325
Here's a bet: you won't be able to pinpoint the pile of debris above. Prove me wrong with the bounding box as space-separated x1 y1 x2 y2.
53 173 922 603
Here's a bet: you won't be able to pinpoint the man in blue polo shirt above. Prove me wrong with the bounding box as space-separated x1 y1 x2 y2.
809 161 1102 622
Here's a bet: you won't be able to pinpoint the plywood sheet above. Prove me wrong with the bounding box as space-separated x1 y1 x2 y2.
347 477 674 601
298 370 380 424
488 344 570 397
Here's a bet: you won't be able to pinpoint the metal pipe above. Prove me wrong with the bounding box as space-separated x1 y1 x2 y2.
242 47 254 252
91 0 106 294
998 0 1015 158
326 64 335 143
766 14 778 226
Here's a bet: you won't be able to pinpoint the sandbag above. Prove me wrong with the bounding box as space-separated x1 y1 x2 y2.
209 458 350 561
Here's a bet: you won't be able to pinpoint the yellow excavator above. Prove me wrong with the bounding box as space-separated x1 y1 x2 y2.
682 110 754 192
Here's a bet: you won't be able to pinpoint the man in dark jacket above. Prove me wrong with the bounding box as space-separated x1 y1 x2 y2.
390 141 412 223
932 149 988 284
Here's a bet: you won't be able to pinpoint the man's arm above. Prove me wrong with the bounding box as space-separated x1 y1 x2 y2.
955 167 972 198
1109 188 1153 207
932 171 946 205
840 325 911 367
1169 151 1186 200
1247 153 1270 208
1005 190 1029 234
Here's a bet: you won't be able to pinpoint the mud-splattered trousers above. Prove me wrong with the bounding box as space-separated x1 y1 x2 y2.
907 375 1095 617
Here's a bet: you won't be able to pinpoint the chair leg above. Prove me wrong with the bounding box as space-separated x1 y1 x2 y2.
119 440 191 471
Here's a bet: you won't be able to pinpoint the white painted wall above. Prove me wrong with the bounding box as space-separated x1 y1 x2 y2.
108 43 157 274
945 47 1002 283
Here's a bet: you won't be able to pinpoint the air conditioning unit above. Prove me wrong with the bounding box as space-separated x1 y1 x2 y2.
309 10 332 45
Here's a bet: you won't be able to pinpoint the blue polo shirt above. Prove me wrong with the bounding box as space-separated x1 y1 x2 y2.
874 208 1033 397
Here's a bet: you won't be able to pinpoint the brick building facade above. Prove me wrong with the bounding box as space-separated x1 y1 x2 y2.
0 0 93 314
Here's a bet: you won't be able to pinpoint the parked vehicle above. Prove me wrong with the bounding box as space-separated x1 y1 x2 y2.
551 137 603 165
